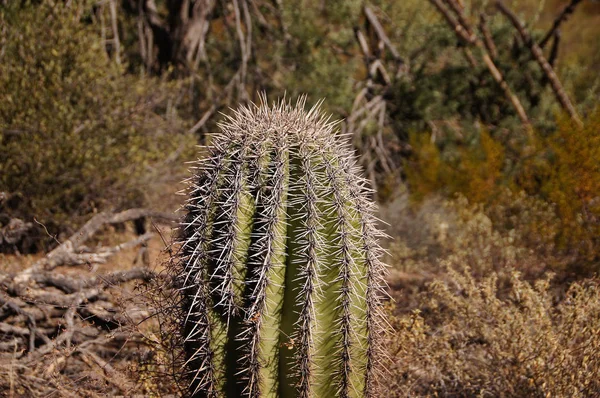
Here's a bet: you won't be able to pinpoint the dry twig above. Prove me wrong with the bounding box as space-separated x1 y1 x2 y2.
0 208 175 395
539 0 583 49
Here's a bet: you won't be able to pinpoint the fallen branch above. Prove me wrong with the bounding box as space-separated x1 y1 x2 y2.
0 207 164 392
14 209 175 282
78 348 135 393
28 267 153 295
0 293 39 352
0 218 33 248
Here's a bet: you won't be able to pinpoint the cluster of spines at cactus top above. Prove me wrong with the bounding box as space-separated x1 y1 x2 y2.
176 96 387 398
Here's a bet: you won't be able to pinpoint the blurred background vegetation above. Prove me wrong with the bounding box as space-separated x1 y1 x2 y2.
0 0 599 395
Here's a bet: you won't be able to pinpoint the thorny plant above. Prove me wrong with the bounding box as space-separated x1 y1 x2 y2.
169 96 389 398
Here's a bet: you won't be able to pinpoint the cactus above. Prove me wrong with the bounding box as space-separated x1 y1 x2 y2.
175 97 387 398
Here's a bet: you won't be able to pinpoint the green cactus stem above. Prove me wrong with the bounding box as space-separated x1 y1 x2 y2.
175 96 387 398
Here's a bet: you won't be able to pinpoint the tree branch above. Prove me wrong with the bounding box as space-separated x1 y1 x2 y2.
496 0 583 127
428 0 531 127
363 6 404 64
539 0 582 49
13 209 175 283
479 13 498 59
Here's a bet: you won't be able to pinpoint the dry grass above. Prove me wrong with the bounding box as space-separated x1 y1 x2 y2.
382 193 600 397
1 193 599 397
386 268 600 397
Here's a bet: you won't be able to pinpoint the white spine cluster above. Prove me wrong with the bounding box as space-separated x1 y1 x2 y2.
174 96 387 398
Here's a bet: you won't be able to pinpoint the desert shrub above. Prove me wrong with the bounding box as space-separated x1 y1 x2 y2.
405 107 600 273
405 130 506 203
382 191 562 324
519 110 600 269
272 0 362 113
386 267 600 397
384 191 561 280
0 2 195 248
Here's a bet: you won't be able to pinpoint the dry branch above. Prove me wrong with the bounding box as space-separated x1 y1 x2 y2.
429 0 474 43
169 0 217 70
443 0 474 37
496 0 583 127
363 6 404 64
14 208 175 282
548 31 560 68
539 0 583 49
0 218 33 248
0 207 173 395
108 0 121 65
428 0 531 127
355 28 372 62
79 348 135 392
347 13 406 194
479 13 498 59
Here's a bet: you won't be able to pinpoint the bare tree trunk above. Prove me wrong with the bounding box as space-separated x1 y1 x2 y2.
167 0 216 69
108 0 121 65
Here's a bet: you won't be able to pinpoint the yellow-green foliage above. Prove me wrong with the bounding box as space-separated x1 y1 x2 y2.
540 110 600 261
406 108 600 271
515 109 600 268
0 3 194 240
386 267 600 397
405 130 505 203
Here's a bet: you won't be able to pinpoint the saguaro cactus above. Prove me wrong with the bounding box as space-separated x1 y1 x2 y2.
175 97 386 398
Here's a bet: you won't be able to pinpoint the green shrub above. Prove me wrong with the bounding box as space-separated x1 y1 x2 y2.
0 2 194 247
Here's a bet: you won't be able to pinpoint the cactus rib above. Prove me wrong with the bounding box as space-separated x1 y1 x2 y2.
175 96 386 398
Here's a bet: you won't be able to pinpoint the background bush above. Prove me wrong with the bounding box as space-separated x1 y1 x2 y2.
0 2 195 249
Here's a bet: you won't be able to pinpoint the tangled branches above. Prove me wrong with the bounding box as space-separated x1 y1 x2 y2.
0 209 176 396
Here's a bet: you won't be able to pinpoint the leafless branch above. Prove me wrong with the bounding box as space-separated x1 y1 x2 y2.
108 0 121 65
443 0 474 37
429 0 474 43
13 209 175 282
496 0 583 127
548 30 560 68
539 0 583 49
479 13 498 59
428 0 531 128
363 6 404 64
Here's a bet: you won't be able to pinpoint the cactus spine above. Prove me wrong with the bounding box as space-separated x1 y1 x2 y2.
176 97 386 398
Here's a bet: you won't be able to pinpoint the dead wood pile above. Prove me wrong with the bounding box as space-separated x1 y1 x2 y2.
0 209 178 397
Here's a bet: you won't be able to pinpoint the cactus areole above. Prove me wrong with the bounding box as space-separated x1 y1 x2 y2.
176 97 386 398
